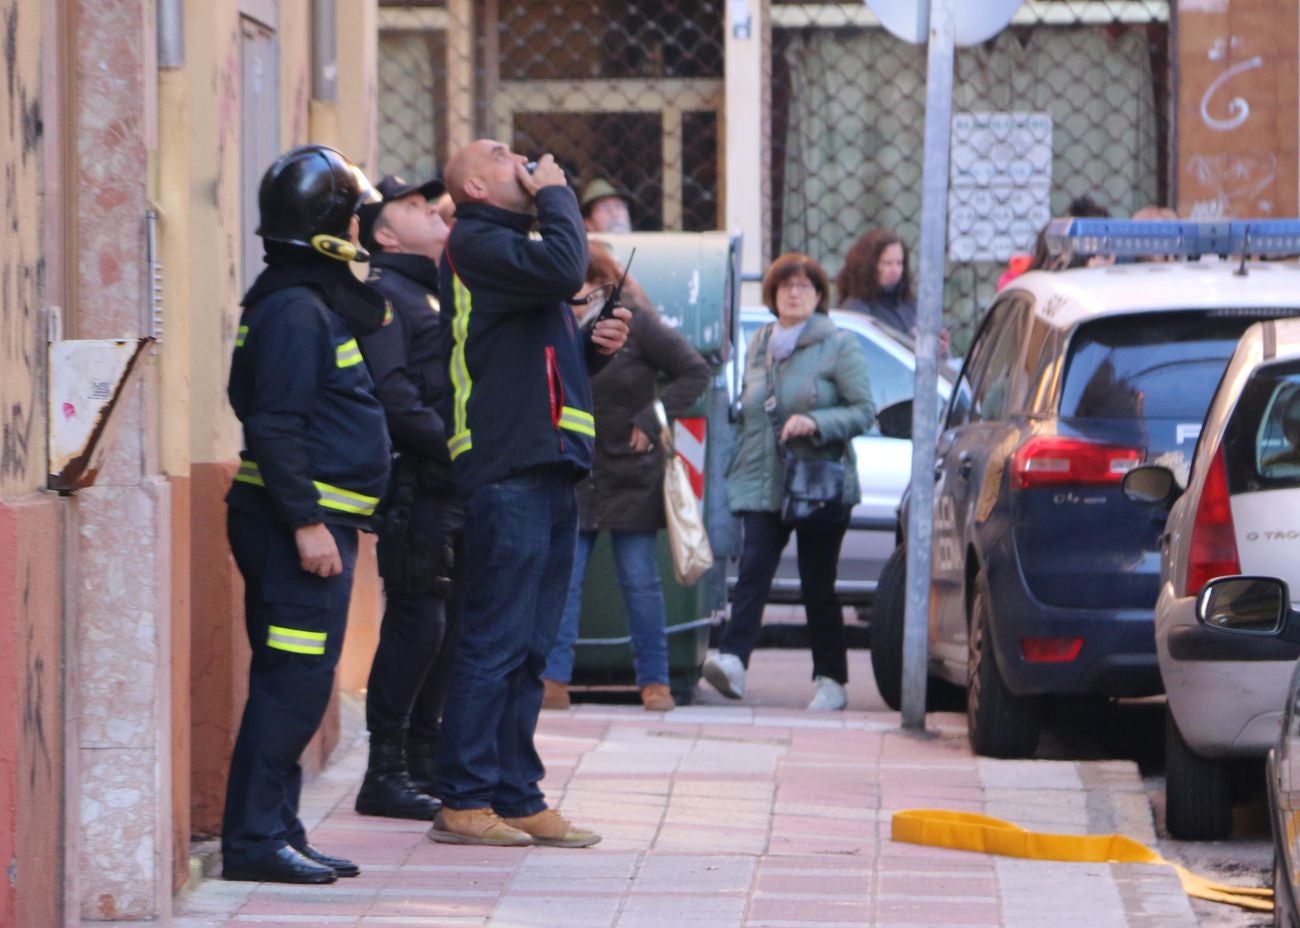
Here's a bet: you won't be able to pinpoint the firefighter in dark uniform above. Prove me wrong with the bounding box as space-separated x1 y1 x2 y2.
351 174 458 820
221 145 391 885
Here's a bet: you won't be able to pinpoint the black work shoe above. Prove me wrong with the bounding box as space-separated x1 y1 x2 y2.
222 845 337 884
299 844 360 878
355 771 442 820
406 736 439 796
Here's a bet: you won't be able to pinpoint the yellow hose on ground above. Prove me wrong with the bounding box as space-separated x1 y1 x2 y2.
891 809 1273 912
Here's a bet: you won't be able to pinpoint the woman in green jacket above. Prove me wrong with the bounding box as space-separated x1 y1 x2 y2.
703 253 874 710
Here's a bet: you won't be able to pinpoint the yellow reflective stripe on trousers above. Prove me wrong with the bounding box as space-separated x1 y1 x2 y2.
236 324 248 348
234 460 264 486
891 809 1273 912
447 275 474 457
336 338 363 368
232 462 379 516
558 406 595 437
267 624 327 655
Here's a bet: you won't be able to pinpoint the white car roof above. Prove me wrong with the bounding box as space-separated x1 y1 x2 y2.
1003 261 1300 331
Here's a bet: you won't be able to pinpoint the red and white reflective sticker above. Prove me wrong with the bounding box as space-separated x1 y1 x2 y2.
674 417 707 499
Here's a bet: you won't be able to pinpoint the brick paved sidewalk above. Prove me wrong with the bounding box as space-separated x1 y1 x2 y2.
171 651 1197 927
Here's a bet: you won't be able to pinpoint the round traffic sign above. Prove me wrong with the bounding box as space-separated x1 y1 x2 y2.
866 0 1023 46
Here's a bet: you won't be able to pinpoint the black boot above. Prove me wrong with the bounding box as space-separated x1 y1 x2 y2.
406 734 439 796
354 733 441 820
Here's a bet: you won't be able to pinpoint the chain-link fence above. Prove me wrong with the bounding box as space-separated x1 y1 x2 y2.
376 0 1172 353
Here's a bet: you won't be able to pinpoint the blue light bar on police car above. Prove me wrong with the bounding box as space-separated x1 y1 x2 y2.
1044 218 1300 259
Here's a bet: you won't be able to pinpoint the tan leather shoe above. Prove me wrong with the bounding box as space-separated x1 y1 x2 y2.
541 678 570 710
502 808 601 848
427 807 532 846
640 683 676 712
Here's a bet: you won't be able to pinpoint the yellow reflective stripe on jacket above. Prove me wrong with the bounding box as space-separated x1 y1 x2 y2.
336 338 363 368
233 461 379 516
267 625 327 656
447 431 472 460
236 324 248 348
558 406 595 437
314 481 379 516
447 275 474 456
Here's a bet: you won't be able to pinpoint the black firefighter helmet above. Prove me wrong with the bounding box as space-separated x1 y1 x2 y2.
256 144 379 261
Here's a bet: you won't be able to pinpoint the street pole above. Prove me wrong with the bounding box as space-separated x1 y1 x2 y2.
900 0 954 731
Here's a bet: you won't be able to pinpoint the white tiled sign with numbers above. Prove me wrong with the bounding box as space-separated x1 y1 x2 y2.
948 111 1052 263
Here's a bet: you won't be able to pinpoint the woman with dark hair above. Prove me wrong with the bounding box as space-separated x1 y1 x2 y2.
703 253 874 710
541 245 711 712
837 229 916 332
838 229 949 354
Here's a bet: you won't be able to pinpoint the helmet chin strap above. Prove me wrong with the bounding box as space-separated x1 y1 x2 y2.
312 234 370 263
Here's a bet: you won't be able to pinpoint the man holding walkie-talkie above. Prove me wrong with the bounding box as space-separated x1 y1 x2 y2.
426 139 630 849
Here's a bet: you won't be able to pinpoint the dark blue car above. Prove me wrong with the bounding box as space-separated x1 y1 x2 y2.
870 258 1300 757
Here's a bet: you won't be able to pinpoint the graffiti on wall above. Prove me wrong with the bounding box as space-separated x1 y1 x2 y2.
1179 2 1298 218
2 0 45 493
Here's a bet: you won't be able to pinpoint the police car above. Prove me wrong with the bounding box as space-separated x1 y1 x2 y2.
870 219 1300 760
1124 315 1300 840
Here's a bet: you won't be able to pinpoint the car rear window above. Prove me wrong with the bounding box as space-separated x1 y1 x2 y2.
1059 311 1296 421
1223 358 1300 492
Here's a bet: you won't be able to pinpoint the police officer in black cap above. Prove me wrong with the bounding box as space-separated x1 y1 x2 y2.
350 174 460 821
222 144 391 884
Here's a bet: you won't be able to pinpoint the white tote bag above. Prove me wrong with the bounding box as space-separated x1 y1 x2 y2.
655 401 713 586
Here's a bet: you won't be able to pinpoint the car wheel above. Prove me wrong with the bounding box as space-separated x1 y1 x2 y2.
1164 707 1232 841
869 546 906 710
966 570 1043 758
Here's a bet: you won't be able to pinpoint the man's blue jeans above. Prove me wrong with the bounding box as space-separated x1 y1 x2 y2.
544 529 670 687
435 467 577 816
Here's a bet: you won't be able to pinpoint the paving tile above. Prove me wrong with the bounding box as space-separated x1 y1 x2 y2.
747 897 873 923
631 853 756 892
876 871 998 897
365 894 496 919
489 893 623 927
617 891 748 926
755 873 868 895
655 822 770 854
874 897 1001 924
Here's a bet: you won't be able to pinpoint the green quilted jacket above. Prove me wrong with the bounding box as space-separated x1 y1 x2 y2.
725 312 875 514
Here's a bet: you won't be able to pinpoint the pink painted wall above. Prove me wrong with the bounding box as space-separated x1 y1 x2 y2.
0 496 65 928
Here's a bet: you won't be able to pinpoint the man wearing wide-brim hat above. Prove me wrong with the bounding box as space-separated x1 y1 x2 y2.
579 177 632 234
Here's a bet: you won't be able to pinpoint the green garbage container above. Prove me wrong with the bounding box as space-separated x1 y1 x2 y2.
568 231 741 702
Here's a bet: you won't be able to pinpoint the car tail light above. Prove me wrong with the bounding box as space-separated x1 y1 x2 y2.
1185 448 1240 596
1011 436 1142 490
1020 637 1084 662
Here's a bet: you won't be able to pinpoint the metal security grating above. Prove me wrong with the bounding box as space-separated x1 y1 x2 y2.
376 1 1172 351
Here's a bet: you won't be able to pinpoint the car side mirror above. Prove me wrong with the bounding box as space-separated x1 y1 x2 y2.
877 399 913 440
1121 464 1181 505
1197 576 1296 640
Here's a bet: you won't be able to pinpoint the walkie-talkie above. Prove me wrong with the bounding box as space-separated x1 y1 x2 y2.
598 248 636 321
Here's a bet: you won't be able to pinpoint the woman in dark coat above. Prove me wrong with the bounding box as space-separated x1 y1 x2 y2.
542 245 711 711
838 228 950 356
